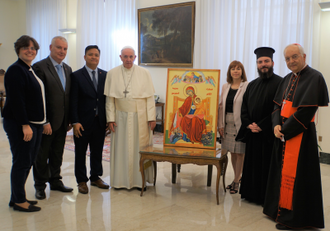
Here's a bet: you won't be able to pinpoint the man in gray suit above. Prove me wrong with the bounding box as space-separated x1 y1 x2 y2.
33 36 73 200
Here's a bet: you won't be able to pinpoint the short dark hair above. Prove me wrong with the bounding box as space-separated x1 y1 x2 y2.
85 45 100 55
14 35 39 56
226 60 247 84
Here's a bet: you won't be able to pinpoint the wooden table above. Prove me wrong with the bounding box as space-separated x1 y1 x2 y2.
139 146 228 205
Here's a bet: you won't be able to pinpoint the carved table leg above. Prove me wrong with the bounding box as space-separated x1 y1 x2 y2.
153 161 157 186
172 163 177 184
140 156 146 196
222 155 228 192
207 165 212 187
215 162 221 205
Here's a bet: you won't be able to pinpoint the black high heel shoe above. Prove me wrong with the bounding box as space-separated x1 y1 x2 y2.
226 181 234 190
230 182 239 194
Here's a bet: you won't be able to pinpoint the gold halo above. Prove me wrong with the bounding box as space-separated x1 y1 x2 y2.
183 85 197 97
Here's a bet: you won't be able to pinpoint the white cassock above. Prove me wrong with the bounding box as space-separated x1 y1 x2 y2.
104 64 156 189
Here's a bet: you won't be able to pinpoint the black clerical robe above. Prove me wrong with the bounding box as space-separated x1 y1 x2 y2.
263 65 329 229
236 73 282 205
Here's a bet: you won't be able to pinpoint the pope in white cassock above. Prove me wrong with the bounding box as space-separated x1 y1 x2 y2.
104 46 156 190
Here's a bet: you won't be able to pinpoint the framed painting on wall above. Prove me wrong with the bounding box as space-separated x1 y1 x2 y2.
138 2 195 67
164 68 220 149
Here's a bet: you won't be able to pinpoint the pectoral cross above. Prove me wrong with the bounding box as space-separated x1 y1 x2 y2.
281 100 286 110
123 89 129 98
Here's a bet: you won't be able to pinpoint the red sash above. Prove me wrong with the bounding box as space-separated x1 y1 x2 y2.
279 100 315 210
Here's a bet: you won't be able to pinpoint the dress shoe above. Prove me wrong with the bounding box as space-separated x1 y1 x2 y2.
91 179 110 189
50 183 73 192
276 224 293 230
9 200 38 207
78 182 88 194
35 189 46 200
13 204 41 212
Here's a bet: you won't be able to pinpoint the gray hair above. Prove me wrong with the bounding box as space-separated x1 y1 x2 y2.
51 36 68 46
121 46 135 55
283 43 305 56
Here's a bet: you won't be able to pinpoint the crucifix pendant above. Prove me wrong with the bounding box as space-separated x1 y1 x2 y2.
281 100 286 110
123 89 129 98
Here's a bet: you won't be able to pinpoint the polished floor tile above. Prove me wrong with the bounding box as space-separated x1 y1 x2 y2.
0 124 329 231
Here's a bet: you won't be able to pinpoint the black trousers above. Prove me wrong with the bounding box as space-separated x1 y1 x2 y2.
33 121 67 190
74 116 106 183
3 118 43 203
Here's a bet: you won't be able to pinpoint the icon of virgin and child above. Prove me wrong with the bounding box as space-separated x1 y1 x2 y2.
170 86 211 145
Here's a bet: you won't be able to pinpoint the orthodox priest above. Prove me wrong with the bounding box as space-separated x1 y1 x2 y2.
236 47 282 205
104 46 156 190
263 44 329 230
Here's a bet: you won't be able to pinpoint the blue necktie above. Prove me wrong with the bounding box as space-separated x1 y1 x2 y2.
55 64 65 89
92 70 97 90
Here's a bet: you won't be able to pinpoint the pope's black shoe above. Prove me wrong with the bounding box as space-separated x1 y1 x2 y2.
50 183 73 192
9 200 38 207
13 204 41 212
35 189 46 200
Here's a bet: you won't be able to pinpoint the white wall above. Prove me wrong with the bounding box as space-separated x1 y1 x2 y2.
0 0 26 70
317 0 330 154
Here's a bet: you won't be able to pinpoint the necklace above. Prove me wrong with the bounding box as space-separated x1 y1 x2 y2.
121 65 134 98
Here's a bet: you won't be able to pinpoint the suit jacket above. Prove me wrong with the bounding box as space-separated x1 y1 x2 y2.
3 59 45 124
218 81 249 135
33 56 72 131
70 67 107 130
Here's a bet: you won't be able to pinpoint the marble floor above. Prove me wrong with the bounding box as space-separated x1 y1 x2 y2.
0 124 329 231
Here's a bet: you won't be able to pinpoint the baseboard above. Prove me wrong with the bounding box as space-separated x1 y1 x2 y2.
320 152 330 165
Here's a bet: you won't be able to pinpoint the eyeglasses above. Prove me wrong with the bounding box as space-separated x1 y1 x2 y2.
285 54 301 63
22 46 36 51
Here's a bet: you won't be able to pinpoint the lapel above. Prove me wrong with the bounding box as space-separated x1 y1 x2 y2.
233 81 244 102
63 63 71 90
82 67 97 93
46 57 64 91
97 69 105 93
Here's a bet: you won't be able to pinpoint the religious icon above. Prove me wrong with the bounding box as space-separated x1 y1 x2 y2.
164 68 220 149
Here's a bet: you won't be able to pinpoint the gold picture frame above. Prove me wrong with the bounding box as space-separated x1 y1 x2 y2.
138 2 195 67
164 68 220 149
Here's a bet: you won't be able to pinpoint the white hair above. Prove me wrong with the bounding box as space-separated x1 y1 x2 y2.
121 46 135 55
51 36 68 46
283 43 305 56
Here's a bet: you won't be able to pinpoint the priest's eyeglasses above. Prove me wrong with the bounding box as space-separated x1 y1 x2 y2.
285 54 300 63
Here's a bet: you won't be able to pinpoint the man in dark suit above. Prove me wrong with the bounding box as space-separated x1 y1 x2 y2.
33 36 73 199
70 45 109 194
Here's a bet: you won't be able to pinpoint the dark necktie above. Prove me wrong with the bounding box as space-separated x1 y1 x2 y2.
92 70 97 90
55 64 65 89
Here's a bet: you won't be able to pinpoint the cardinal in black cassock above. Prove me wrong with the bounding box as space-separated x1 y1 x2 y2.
236 47 282 205
263 44 329 230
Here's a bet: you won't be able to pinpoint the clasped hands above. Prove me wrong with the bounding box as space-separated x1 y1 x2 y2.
248 122 262 133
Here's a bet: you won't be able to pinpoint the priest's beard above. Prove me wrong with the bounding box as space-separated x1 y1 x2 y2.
258 66 274 79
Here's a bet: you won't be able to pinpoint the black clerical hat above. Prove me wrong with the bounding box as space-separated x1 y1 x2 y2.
254 47 275 59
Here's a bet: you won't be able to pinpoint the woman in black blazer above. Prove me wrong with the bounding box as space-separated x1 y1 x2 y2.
3 35 46 212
